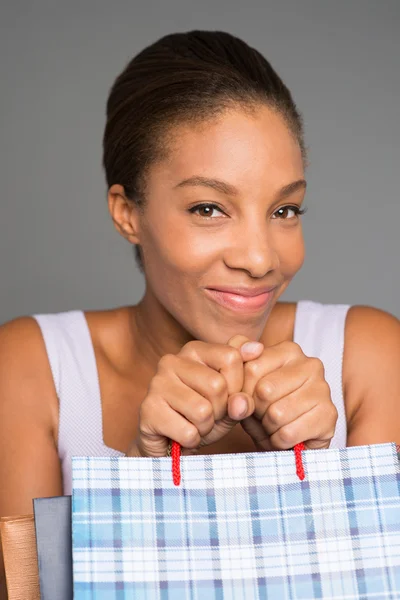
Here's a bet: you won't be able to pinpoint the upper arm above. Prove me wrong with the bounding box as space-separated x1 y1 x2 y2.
0 317 62 595
343 305 400 446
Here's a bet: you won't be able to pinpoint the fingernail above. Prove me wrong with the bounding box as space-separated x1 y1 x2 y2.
236 395 248 418
241 342 263 354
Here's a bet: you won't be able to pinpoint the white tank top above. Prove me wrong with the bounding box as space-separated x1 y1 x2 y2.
33 300 350 495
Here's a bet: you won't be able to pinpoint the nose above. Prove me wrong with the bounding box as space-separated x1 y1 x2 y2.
222 220 279 278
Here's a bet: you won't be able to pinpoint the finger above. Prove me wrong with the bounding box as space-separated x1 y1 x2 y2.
259 390 321 433
242 399 336 452
242 345 315 397
268 405 335 451
227 392 255 420
251 362 327 417
179 340 244 395
155 376 219 437
138 401 201 455
227 335 264 361
160 356 229 420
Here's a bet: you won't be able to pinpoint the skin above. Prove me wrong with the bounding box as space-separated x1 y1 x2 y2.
0 105 399 596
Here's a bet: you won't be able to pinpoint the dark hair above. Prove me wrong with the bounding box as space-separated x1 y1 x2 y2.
103 30 305 272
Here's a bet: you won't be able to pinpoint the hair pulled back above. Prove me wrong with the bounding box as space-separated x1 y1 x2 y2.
103 30 305 271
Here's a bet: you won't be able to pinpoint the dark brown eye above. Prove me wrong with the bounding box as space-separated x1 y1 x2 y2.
189 203 224 218
272 205 305 219
198 206 214 217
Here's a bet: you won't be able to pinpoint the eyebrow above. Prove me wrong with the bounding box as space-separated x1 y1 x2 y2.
174 176 307 199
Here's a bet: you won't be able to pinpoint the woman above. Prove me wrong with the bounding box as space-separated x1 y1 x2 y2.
0 29 399 594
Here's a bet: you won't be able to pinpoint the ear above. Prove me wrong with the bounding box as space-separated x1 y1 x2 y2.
108 184 142 244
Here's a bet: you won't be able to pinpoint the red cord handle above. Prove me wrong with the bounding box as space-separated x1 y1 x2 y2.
170 441 306 486
171 441 182 486
294 442 306 480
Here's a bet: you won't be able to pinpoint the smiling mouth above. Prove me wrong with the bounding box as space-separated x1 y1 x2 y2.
204 287 276 313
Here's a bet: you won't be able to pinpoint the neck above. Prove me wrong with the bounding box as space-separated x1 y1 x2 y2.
129 288 295 374
131 288 195 369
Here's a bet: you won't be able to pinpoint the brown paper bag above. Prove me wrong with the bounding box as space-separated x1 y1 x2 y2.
0 515 40 600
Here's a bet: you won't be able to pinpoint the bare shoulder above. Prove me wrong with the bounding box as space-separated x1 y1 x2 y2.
343 305 400 445
0 315 58 433
0 316 50 380
343 305 400 379
0 316 63 525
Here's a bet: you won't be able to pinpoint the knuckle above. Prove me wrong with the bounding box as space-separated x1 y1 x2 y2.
324 380 333 396
157 353 177 371
318 376 330 389
192 401 213 423
309 357 325 376
277 425 296 447
292 342 303 355
317 379 332 400
329 402 339 424
221 347 241 367
244 360 262 378
282 340 303 356
181 426 200 448
207 373 227 396
266 402 283 427
255 377 275 399
180 340 200 358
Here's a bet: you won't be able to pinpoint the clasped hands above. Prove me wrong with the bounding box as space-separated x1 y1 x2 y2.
130 335 338 457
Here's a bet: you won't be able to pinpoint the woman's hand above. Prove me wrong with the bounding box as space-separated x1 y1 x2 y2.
127 337 264 457
229 336 338 451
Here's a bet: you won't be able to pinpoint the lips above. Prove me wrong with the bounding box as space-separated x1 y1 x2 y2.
204 286 276 312
206 285 276 297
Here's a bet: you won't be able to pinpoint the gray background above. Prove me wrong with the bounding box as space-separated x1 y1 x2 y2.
0 0 399 325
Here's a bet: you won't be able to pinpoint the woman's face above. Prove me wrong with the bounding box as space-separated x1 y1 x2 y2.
135 105 306 343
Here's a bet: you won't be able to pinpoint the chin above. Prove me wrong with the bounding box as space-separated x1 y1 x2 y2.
194 318 268 345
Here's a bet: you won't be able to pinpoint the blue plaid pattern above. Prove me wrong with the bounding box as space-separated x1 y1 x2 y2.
72 443 400 599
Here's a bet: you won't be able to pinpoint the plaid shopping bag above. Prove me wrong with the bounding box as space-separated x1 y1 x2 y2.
72 443 400 600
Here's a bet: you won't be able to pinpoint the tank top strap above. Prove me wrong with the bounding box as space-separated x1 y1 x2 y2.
33 310 123 494
293 300 351 449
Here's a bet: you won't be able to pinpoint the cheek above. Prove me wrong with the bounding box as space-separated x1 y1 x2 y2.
143 210 226 273
273 226 305 274
140 214 212 279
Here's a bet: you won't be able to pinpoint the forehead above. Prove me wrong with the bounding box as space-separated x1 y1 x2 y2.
149 105 304 194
